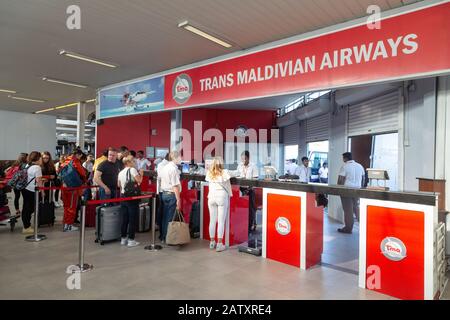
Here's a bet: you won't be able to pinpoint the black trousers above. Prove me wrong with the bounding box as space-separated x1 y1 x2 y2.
13 188 21 211
157 192 163 228
21 189 35 229
248 189 256 231
121 199 139 240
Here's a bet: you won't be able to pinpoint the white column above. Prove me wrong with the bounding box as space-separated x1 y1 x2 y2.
76 102 86 151
170 110 182 151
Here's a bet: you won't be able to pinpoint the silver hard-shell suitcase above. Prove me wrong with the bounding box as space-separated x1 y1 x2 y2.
95 205 122 245
136 204 151 233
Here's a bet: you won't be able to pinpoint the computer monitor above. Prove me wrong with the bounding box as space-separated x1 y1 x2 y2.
182 163 190 173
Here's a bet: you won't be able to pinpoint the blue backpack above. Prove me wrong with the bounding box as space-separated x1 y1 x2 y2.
59 160 83 187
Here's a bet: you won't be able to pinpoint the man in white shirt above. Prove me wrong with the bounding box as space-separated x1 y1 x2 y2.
337 152 365 234
155 153 170 231
236 151 259 232
319 162 328 184
159 151 181 243
135 150 151 171
298 157 311 183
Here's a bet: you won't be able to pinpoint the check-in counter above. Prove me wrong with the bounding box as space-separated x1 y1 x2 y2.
143 171 446 300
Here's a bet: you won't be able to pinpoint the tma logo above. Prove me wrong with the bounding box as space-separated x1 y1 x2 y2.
380 237 407 261
275 217 291 236
172 74 193 104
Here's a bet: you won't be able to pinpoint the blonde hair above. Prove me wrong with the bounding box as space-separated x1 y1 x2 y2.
208 157 224 179
169 150 180 162
122 155 135 167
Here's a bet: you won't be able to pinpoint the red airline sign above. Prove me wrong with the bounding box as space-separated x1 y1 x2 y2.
164 2 450 109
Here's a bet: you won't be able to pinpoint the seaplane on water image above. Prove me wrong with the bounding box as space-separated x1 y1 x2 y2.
103 90 156 111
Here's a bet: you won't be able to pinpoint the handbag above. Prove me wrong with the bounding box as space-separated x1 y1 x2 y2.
166 209 191 245
123 169 141 197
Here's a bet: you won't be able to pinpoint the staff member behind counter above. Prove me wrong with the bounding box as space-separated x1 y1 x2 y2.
235 151 259 232
337 152 365 234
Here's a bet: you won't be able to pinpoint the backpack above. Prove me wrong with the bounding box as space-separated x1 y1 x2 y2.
7 165 35 191
123 169 141 197
59 160 83 187
5 166 20 183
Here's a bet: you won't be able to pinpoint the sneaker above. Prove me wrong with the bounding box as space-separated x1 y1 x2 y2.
216 243 226 252
127 240 140 247
337 227 352 234
22 227 34 234
121 238 128 246
54 202 61 208
209 241 216 249
63 224 79 232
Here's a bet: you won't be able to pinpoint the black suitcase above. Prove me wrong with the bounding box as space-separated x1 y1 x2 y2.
38 183 55 227
95 205 122 245
189 200 200 238
38 201 55 227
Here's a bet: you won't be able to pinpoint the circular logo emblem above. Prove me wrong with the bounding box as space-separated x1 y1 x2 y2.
172 73 192 105
235 125 248 137
275 217 291 236
380 237 407 261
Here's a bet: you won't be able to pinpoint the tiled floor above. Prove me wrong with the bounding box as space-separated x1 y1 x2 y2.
0 202 448 300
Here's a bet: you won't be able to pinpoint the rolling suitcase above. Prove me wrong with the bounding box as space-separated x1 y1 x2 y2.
136 203 151 233
38 182 55 227
189 200 200 238
95 205 122 245
85 203 97 227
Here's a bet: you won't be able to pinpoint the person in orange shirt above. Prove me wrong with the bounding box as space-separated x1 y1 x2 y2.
60 149 87 232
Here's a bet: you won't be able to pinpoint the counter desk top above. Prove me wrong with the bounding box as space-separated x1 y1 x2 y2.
143 171 438 206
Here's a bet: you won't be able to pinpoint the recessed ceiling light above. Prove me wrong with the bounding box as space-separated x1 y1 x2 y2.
9 95 46 103
54 102 79 110
59 50 118 68
42 77 88 89
178 21 232 48
35 108 55 114
0 89 17 94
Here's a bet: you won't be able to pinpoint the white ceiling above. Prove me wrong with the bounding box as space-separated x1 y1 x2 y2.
0 0 422 119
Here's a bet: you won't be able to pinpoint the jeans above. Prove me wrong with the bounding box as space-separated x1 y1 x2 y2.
161 193 177 241
120 198 139 240
21 189 35 229
99 187 117 205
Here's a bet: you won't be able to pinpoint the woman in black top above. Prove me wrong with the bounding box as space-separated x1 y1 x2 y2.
40 152 57 203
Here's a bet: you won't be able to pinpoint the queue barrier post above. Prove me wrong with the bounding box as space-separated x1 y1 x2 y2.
70 198 93 273
25 186 47 242
145 196 162 252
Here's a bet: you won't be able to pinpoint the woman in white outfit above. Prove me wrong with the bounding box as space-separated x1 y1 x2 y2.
205 157 232 252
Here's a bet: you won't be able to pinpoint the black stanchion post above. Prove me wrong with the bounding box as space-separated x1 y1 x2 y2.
72 198 93 273
25 186 46 242
145 196 162 251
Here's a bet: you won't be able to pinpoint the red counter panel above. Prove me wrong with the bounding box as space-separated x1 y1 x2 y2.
266 193 301 268
366 205 424 300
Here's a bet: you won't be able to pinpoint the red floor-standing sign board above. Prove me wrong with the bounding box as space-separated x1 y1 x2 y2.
366 206 425 300
266 193 301 268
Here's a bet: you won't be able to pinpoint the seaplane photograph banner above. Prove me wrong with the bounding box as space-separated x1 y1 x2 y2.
99 76 164 119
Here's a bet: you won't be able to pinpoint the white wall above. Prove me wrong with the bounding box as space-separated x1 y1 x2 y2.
0 110 56 160
327 98 348 222
436 75 450 211
402 78 437 191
